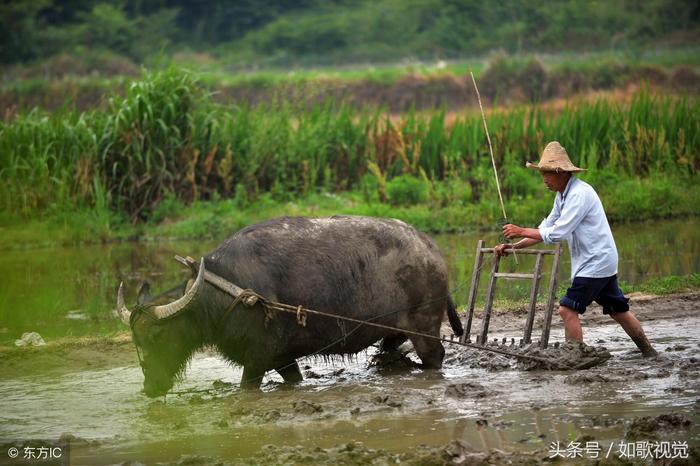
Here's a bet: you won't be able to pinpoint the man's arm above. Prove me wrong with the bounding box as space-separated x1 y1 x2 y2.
503 225 542 242
494 229 542 256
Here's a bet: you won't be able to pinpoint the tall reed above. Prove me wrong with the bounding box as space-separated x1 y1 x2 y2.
0 69 697 221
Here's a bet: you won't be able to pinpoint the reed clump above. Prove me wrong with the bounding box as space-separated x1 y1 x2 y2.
1 68 698 223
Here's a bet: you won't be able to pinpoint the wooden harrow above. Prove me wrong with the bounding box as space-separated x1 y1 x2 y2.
460 240 563 349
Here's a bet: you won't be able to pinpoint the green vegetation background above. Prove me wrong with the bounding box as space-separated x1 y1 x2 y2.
1 69 698 247
3 0 699 67
1 0 699 248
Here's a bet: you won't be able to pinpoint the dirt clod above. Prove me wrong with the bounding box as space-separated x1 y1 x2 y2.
565 372 611 384
373 394 403 408
447 341 611 371
625 413 692 440
517 342 612 370
369 350 417 371
292 400 323 415
445 382 494 398
261 410 281 422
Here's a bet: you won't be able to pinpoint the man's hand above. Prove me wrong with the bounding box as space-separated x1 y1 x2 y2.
502 224 524 239
494 243 514 257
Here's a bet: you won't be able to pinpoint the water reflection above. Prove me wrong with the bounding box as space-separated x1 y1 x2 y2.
0 218 698 344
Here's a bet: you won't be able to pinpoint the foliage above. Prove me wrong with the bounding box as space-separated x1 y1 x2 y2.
1 70 699 224
386 175 429 206
226 0 700 66
432 178 472 207
99 68 203 220
1 175 699 248
2 0 699 66
620 273 700 295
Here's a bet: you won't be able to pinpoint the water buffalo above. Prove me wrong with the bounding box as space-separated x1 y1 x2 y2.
117 215 463 396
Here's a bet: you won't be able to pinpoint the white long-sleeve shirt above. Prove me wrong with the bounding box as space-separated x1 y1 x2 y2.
538 176 618 279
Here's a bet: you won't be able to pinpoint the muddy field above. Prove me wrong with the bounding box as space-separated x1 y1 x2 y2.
1 293 699 465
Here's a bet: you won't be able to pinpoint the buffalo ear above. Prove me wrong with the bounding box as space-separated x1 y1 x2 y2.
137 281 151 305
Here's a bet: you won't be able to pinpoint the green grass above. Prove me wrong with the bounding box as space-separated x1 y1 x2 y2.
1 173 698 250
621 273 700 295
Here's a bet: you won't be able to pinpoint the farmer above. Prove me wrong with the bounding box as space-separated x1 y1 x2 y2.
494 141 658 357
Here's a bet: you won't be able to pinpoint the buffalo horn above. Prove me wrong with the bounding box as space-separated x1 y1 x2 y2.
153 258 206 319
116 282 132 325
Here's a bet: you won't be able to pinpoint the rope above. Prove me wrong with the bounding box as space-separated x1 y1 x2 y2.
176 253 548 391
233 289 556 367
233 263 495 387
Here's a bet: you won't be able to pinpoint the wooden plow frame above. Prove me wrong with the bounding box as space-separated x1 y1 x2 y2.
460 240 563 349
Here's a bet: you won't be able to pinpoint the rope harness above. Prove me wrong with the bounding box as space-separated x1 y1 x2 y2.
175 255 571 369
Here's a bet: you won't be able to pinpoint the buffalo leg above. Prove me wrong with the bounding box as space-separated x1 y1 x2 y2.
410 336 445 369
240 365 265 389
275 361 303 384
380 333 407 353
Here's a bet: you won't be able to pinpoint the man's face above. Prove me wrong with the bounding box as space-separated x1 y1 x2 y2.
540 171 570 192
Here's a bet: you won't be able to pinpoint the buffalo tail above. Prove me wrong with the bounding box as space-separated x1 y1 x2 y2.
446 294 464 336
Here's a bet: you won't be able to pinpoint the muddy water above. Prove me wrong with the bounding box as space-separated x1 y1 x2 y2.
1 311 699 464
0 217 699 464
0 218 698 345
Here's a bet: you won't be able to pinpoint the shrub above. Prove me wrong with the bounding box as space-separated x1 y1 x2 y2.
150 192 184 224
432 178 472 207
503 164 540 199
386 175 429 206
520 58 548 102
580 168 622 191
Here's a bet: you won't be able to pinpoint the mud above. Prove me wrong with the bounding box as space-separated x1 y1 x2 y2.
625 413 692 441
446 341 612 372
239 440 548 466
1 292 699 464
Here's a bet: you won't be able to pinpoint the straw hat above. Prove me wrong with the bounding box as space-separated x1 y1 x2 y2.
526 141 586 172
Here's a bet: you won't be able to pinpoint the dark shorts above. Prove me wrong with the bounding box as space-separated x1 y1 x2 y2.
560 275 629 314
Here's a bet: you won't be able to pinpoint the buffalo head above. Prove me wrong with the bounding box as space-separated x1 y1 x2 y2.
117 259 206 397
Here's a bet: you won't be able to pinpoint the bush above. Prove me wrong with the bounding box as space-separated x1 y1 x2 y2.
150 192 184 224
520 58 547 102
432 178 472 207
478 53 520 100
386 175 429 206
100 67 202 220
580 168 622 191
478 54 549 102
503 165 540 199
